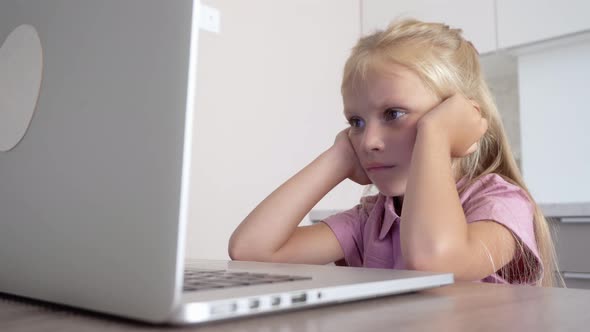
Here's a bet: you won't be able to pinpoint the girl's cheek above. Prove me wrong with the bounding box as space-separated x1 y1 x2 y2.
349 138 362 154
398 130 418 157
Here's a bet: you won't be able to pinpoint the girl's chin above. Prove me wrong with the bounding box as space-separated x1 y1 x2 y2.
374 184 406 197
370 172 408 196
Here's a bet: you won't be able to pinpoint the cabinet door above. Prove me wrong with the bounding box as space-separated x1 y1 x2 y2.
550 218 590 274
517 41 590 204
362 0 496 54
497 0 590 49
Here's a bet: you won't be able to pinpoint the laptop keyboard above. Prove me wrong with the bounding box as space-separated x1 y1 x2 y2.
183 269 312 292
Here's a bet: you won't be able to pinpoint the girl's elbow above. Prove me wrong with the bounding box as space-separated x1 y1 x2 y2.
228 238 253 261
404 245 454 272
228 245 256 261
227 234 248 261
227 243 241 261
228 237 272 262
405 253 439 272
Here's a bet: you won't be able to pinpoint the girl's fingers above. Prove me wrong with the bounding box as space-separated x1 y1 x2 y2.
481 118 488 135
465 142 478 155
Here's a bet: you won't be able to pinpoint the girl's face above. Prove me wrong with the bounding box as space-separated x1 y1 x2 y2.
342 62 440 197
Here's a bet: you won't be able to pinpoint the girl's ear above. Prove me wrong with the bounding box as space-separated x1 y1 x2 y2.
470 100 482 114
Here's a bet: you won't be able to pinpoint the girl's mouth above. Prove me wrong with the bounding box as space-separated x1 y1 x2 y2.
367 165 395 172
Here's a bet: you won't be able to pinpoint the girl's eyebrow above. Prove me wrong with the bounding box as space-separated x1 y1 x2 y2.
378 99 409 110
343 96 410 115
343 102 408 118
365 102 410 113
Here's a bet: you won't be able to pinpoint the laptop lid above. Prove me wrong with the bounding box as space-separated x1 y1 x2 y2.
0 0 198 322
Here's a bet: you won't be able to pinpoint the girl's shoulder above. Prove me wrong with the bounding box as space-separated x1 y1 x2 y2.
458 173 533 212
459 173 528 197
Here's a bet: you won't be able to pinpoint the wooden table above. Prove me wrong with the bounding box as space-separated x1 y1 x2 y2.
1 282 589 331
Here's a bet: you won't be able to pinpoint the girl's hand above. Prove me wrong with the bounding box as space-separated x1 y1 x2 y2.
417 94 488 158
331 128 372 185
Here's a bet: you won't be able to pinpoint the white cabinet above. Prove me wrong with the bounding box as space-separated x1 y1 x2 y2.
517 41 590 204
497 0 590 49
362 0 497 54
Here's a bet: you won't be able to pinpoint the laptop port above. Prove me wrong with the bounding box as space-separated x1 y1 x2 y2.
248 299 260 310
291 293 307 304
271 296 281 306
210 302 237 316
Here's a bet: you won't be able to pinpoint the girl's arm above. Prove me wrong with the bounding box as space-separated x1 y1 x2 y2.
401 95 516 281
229 130 370 264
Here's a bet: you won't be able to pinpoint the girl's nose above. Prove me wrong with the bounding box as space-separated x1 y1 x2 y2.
362 123 385 152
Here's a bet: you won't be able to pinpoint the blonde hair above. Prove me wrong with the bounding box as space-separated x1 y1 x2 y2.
342 19 563 287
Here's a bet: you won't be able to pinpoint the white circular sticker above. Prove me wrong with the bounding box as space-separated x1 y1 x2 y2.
0 24 43 152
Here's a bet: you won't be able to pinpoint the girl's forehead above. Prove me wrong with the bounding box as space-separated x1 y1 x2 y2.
342 64 425 100
342 61 440 113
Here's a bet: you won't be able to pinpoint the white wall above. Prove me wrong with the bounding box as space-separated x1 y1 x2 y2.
361 0 497 54
185 1 364 259
518 41 590 204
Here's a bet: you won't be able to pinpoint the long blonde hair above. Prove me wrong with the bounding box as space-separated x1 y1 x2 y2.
342 19 563 287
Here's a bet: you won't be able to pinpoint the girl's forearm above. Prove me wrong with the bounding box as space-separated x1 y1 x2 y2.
228 148 349 261
400 126 469 270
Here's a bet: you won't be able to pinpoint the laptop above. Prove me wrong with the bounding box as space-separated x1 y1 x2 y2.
0 0 453 325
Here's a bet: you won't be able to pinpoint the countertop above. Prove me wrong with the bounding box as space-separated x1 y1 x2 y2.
309 202 590 222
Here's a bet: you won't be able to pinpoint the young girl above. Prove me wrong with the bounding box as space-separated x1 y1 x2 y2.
229 19 562 287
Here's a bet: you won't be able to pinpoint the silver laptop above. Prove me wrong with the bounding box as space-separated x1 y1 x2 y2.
0 0 453 325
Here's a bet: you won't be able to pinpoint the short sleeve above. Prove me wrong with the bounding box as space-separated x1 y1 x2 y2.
321 204 367 267
461 174 543 284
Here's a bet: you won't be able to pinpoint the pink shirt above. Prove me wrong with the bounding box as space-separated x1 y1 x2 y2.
322 173 543 285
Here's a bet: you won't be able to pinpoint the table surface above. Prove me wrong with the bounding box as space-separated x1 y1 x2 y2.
2 282 590 331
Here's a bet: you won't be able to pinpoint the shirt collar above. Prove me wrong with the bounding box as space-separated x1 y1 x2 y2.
374 176 470 240
378 194 401 240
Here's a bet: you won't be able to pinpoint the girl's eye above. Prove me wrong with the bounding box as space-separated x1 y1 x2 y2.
348 117 365 128
384 108 406 121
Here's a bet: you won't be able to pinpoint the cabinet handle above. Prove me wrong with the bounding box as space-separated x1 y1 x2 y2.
562 272 590 280
560 217 590 224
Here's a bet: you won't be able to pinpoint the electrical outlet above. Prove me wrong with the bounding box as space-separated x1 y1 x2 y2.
199 4 220 33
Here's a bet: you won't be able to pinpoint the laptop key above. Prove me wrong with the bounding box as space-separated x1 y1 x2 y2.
182 269 311 292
